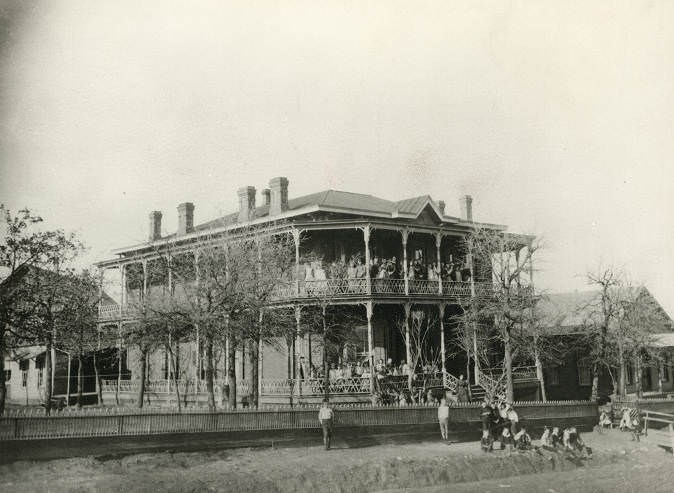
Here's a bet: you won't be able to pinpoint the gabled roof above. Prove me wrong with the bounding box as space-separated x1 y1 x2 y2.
537 288 673 335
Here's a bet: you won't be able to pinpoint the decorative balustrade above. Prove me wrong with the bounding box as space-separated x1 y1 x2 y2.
101 379 249 396
481 366 539 383
101 278 529 319
443 371 459 392
261 377 372 396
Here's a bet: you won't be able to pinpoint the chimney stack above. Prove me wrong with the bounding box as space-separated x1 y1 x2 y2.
262 188 271 206
459 195 473 222
237 186 256 223
148 211 162 242
437 200 446 215
177 202 195 236
269 177 289 216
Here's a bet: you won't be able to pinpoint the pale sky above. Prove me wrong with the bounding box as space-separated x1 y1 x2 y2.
1 1 672 315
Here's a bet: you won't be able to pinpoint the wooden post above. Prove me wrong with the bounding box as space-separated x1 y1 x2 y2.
293 229 301 296
366 301 374 394
142 260 147 301
467 242 479 384
436 232 443 294
66 352 71 405
404 303 411 368
439 304 446 375
401 229 409 295
363 225 371 295
669 423 674 457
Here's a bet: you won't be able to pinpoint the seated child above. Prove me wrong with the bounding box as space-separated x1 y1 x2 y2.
480 429 494 452
598 410 612 430
514 426 532 451
539 426 552 447
551 427 562 448
630 415 642 442
500 427 514 452
619 408 633 431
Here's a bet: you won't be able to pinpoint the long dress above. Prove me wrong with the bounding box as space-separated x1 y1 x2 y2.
457 379 470 403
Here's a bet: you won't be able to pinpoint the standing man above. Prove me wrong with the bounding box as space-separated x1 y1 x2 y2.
318 399 334 450
480 399 493 434
438 398 450 441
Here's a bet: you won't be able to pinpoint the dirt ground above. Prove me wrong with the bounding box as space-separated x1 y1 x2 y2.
0 429 671 493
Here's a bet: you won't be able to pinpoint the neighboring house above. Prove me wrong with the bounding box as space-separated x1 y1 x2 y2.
96 176 534 403
536 289 674 401
1 266 120 406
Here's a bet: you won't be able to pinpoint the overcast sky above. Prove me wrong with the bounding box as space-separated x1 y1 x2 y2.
1 1 672 315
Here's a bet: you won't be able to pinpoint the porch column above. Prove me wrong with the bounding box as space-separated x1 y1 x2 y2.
363 225 371 295
435 232 443 294
467 242 479 384
194 250 201 384
142 260 147 300
294 306 302 379
439 304 446 375
258 311 263 399
292 229 301 296
404 302 411 368
366 301 374 394
66 352 71 404
120 264 126 317
401 229 409 295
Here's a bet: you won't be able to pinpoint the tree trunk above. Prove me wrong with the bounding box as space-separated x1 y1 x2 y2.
205 338 215 411
168 344 182 413
533 339 547 402
503 328 514 402
248 338 259 409
590 361 600 402
137 348 147 408
635 356 643 398
0 330 6 416
227 342 237 409
44 339 53 415
93 353 103 407
76 353 83 408
116 344 122 406
618 340 626 397
322 306 330 400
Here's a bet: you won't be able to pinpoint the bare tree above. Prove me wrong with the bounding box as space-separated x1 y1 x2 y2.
459 227 541 402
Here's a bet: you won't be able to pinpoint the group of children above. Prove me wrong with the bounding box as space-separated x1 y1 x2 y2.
598 407 642 441
478 398 590 457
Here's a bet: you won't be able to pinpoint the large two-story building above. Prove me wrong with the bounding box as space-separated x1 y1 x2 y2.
96 177 534 405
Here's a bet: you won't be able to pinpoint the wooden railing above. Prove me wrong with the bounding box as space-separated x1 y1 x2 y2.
101 379 250 397
99 279 532 320
0 401 599 441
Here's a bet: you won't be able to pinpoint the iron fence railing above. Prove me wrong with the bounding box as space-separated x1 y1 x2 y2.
101 379 250 397
0 400 598 441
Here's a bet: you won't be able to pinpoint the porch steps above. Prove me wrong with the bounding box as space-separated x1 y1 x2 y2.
470 384 487 401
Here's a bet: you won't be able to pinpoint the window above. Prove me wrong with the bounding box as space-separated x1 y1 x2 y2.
663 353 671 383
546 366 560 386
3 369 10 382
37 369 43 387
626 363 634 385
577 365 592 386
19 359 29 387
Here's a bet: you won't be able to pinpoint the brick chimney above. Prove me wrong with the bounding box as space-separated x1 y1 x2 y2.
237 186 256 223
177 202 195 236
269 177 289 216
261 188 271 207
459 195 473 222
437 200 446 215
148 211 162 241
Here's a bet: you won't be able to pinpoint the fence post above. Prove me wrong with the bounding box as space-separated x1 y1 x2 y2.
117 415 124 436
644 412 648 437
13 418 19 439
669 424 674 458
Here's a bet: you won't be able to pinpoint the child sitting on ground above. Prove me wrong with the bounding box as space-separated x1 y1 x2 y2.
630 415 642 442
500 427 514 452
539 426 552 448
551 427 562 448
480 429 494 452
598 410 612 431
514 426 532 451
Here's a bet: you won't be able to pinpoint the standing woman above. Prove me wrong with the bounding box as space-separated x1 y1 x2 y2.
456 374 470 403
